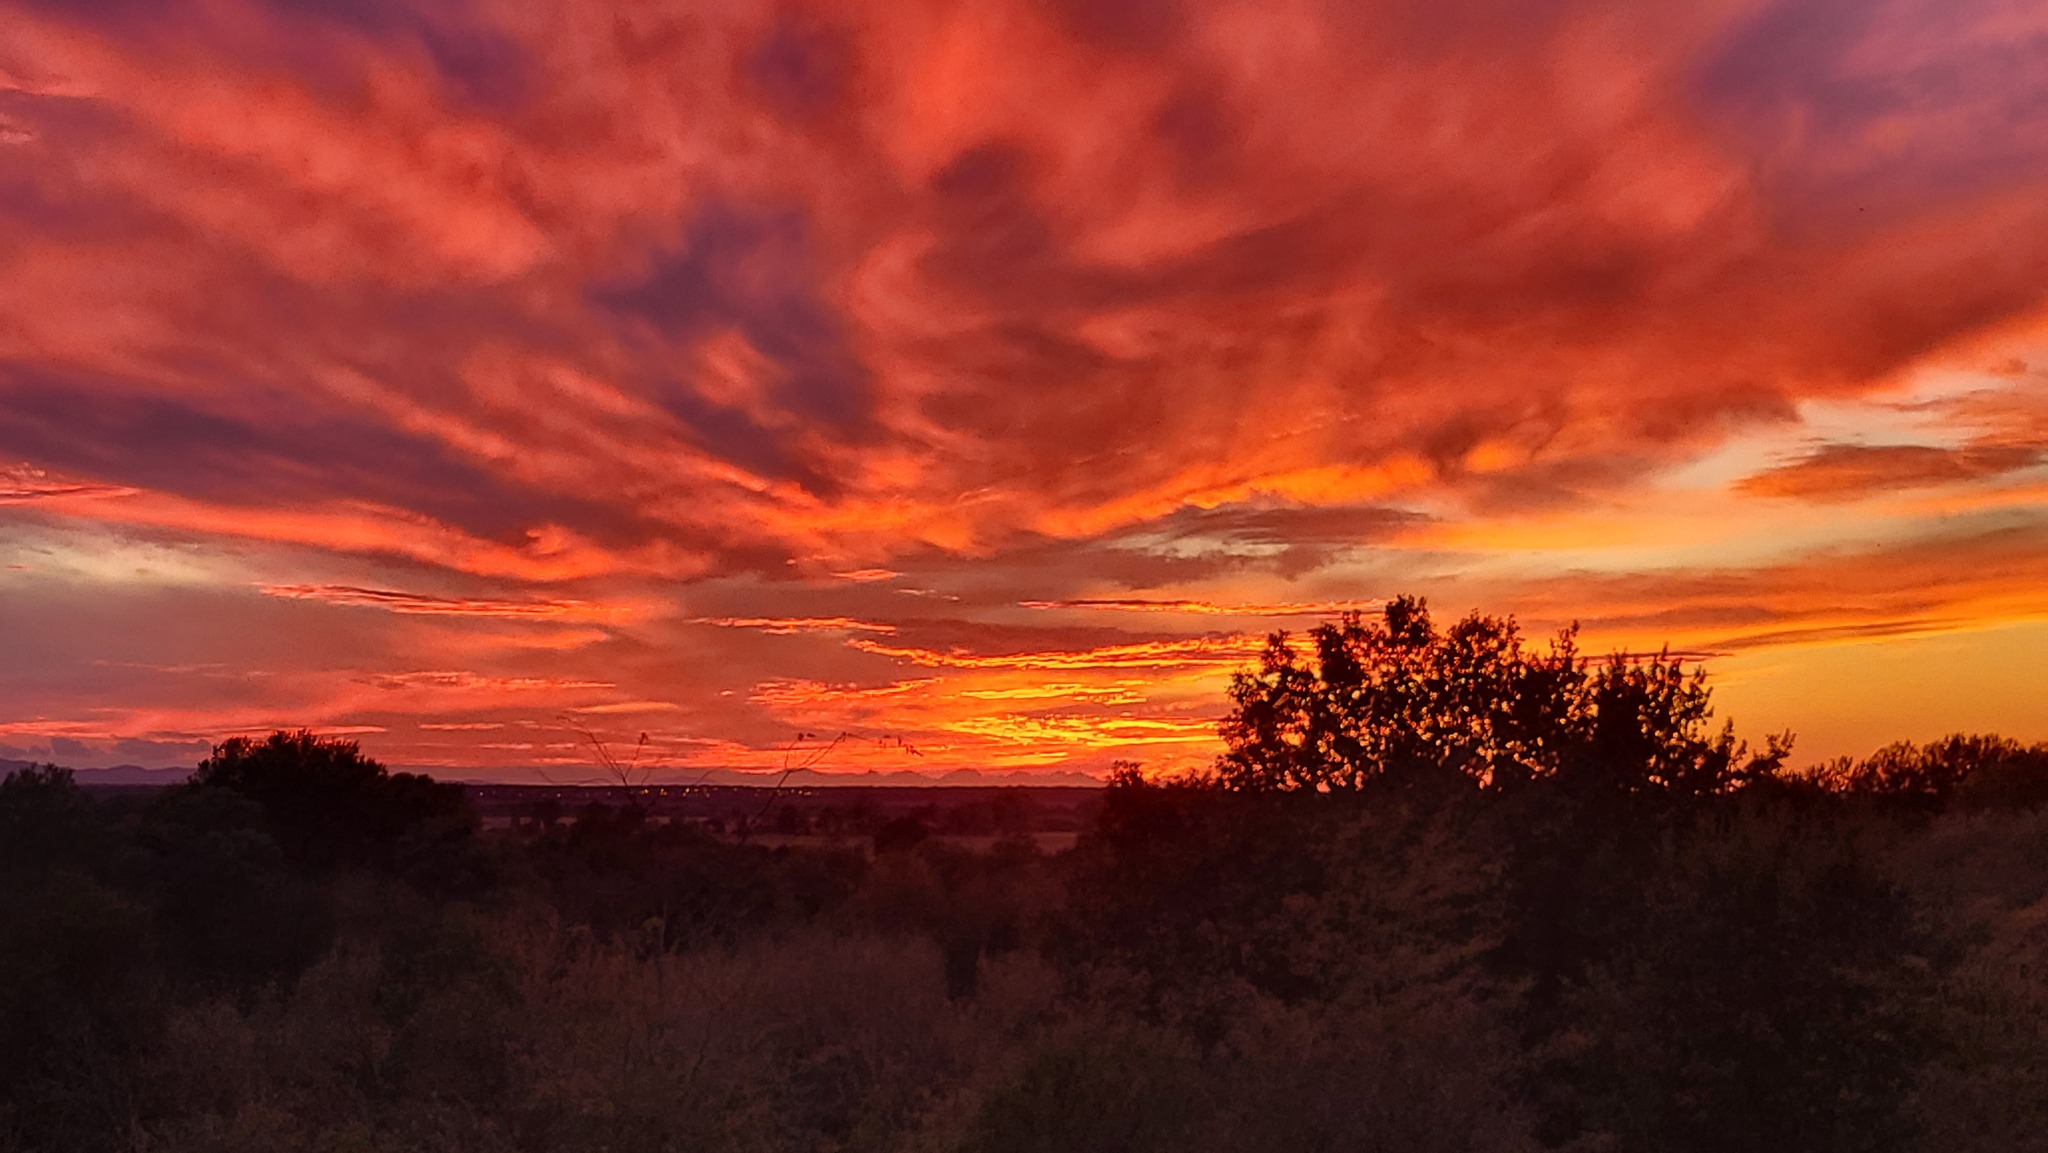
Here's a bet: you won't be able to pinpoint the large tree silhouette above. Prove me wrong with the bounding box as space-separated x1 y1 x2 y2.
192 730 471 872
1218 596 1788 796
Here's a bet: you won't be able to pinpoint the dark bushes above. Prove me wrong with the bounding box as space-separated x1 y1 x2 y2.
192 730 474 876
6 693 2048 1151
1807 734 2048 810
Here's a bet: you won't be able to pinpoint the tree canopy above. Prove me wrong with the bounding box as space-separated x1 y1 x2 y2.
1217 595 1789 796
191 730 471 871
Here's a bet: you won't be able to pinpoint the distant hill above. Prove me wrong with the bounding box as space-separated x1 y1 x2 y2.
2 759 191 786
76 765 193 786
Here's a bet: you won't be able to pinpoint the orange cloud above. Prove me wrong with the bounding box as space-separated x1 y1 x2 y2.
1 465 136 504
1739 443 2043 501
699 616 900 635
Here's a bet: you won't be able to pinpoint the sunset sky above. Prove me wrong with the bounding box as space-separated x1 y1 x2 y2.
4 0 2047 779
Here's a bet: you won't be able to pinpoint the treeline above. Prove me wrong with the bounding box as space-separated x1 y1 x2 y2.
1214 596 2048 808
4 602 2048 1153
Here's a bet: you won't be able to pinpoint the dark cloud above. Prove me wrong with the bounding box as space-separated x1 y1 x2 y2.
1047 0 1182 53
0 367 658 547
921 141 1063 294
259 584 594 618
749 13 858 122
1697 0 2048 219
595 201 877 492
258 0 537 109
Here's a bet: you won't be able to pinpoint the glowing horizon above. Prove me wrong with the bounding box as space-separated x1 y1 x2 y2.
4 0 2048 778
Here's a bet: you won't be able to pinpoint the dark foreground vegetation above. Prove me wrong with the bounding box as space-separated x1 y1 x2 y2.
7 600 2048 1153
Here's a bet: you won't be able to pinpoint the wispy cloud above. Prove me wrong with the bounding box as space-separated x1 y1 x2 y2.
1 465 135 504
262 584 597 619
1739 443 2044 501
1021 597 1384 616
696 616 900 635
359 671 615 692
850 635 1263 672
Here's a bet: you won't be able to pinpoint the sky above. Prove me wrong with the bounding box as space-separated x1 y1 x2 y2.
3 0 2048 780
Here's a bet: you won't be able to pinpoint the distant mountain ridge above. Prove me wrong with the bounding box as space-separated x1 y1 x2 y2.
0 759 193 786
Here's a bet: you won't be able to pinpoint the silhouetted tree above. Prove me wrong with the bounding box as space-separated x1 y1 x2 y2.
1807 734 2048 810
1952 735 2048 809
1219 596 1788 798
1564 648 1788 798
190 730 472 873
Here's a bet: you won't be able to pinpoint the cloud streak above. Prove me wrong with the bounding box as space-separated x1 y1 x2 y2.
262 584 599 619
1739 443 2045 501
